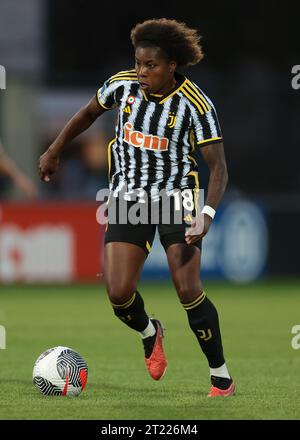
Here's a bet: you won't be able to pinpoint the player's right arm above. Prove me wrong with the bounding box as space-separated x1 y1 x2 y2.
39 95 106 182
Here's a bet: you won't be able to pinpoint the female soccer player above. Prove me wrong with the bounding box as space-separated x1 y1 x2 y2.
39 18 234 397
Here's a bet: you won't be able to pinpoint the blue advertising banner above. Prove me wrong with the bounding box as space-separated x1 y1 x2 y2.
143 199 268 283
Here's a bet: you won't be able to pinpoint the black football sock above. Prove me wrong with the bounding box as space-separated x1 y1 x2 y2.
111 290 149 332
211 375 233 390
182 291 225 368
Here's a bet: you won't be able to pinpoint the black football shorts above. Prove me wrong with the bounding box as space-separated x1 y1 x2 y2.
104 190 202 254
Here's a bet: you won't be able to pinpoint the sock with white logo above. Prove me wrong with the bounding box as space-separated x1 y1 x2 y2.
141 319 158 358
139 319 156 339
210 363 230 379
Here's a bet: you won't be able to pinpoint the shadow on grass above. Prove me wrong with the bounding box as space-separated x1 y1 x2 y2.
91 381 208 397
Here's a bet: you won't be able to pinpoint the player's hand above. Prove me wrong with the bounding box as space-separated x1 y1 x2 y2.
185 213 212 244
39 149 60 182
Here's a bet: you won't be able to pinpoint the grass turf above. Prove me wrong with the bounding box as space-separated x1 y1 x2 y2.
0 279 300 420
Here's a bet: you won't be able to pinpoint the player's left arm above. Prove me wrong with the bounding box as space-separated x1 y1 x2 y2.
185 141 228 244
201 141 228 210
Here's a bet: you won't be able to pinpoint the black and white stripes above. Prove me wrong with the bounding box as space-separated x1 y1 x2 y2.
97 70 223 200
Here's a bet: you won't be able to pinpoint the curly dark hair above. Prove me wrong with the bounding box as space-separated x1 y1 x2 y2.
130 18 203 68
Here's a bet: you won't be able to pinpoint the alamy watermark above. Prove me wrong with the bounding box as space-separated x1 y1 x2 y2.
95 186 205 226
0 325 6 349
291 65 300 90
0 65 6 90
291 325 300 350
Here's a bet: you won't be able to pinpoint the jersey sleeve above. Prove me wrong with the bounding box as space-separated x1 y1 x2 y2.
96 77 121 110
191 96 223 147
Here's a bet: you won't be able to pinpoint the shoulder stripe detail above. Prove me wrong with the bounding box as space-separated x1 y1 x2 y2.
109 76 138 84
197 137 222 145
183 83 210 113
181 87 205 115
186 81 211 112
109 70 137 84
109 69 136 79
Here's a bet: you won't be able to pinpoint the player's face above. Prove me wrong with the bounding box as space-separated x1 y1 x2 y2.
135 46 176 94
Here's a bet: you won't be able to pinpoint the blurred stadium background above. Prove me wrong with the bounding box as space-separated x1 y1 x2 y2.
0 0 300 420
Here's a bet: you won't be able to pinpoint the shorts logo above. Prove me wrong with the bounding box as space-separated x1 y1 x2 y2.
123 122 169 151
183 214 193 224
127 95 135 105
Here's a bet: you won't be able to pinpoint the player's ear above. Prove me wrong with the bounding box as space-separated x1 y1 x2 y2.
169 61 176 74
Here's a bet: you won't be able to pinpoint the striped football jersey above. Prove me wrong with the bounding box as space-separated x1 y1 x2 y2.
96 69 223 201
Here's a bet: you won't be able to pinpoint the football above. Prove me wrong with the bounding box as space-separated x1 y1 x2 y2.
33 346 88 396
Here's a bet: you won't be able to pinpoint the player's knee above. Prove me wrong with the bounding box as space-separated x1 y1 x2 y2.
175 281 203 304
106 282 137 306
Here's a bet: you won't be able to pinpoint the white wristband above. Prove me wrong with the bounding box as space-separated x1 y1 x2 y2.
201 205 216 219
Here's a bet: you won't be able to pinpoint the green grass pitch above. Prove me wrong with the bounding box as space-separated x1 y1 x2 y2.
0 279 300 420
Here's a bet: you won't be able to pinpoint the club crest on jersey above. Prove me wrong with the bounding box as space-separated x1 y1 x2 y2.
123 122 169 152
168 111 177 128
127 95 136 105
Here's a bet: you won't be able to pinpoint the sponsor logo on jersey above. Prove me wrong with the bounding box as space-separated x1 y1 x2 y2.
123 105 131 114
123 122 169 151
